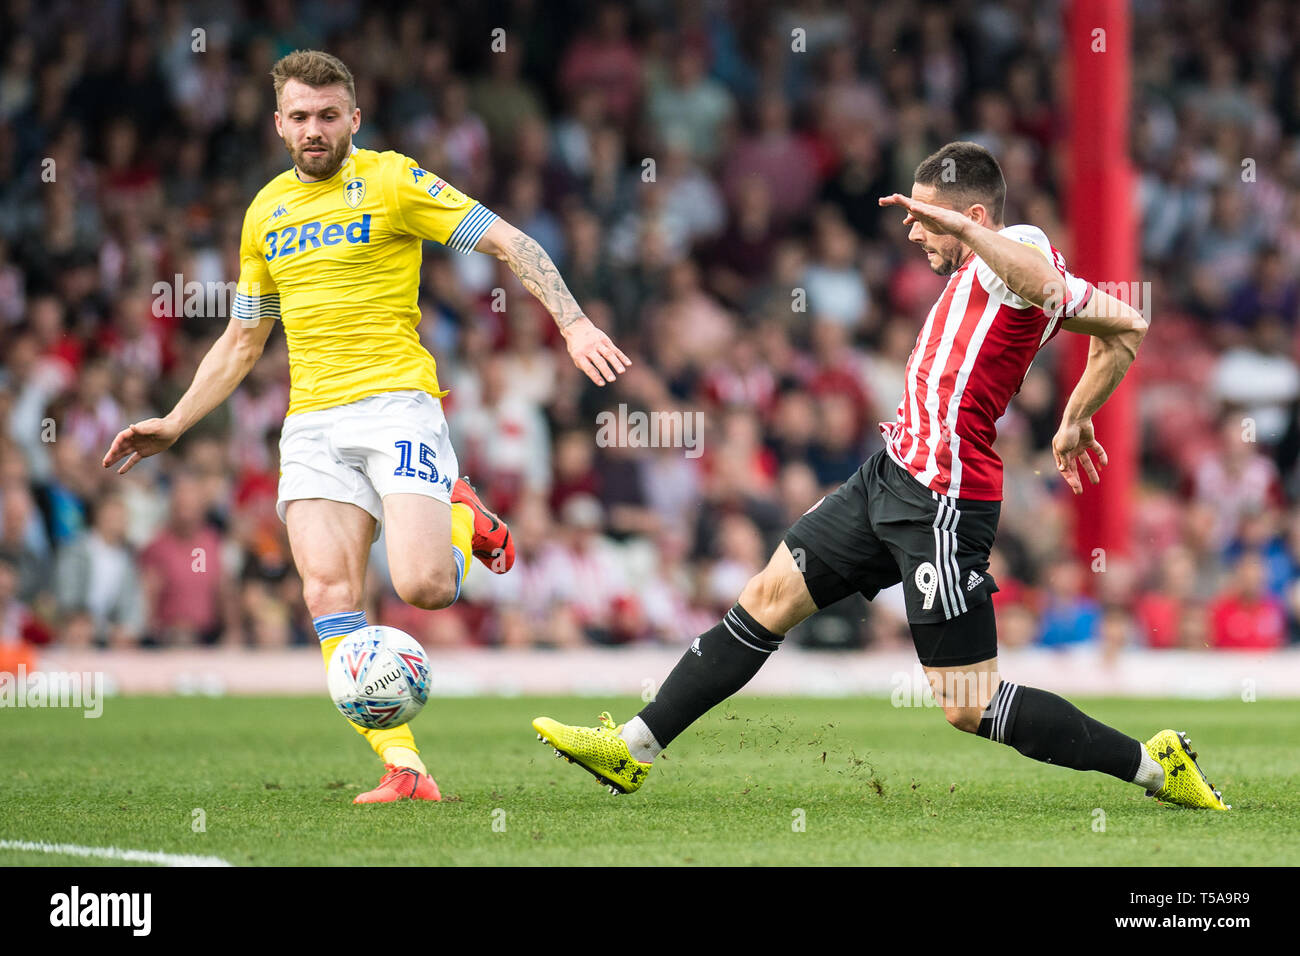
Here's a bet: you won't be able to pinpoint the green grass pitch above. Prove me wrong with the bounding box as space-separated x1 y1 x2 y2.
1 695 1295 866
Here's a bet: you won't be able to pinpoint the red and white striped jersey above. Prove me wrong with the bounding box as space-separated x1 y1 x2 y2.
879 224 1093 500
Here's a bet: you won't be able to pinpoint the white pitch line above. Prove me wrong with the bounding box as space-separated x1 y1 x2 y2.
0 839 233 867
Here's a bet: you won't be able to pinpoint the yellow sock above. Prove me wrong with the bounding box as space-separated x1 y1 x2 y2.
451 501 474 593
367 734 426 774
320 633 346 667
319 631 426 773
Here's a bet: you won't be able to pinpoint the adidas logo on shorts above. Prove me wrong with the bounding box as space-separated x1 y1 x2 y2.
966 570 984 592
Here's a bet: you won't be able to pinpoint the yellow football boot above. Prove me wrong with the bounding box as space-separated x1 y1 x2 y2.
532 712 652 795
1144 729 1230 810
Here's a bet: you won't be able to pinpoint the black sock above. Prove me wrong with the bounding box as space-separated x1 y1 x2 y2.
638 604 783 747
977 681 1141 781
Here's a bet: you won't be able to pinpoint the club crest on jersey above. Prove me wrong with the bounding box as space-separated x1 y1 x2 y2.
344 177 366 208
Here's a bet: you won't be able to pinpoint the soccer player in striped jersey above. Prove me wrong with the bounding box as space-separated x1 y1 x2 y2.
102 50 629 803
536 141 1229 810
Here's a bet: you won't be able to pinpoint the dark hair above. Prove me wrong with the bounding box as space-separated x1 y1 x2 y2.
913 141 1006 225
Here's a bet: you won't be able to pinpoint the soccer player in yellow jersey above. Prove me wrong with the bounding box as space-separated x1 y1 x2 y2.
101 50 630 803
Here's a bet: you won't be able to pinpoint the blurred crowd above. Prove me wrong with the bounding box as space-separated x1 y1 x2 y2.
2 0 1300 662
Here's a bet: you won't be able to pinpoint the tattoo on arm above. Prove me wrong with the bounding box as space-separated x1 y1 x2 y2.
505 234 585 331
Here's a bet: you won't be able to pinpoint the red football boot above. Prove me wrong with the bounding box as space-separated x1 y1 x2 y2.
451 477 515 573
353 764 442 804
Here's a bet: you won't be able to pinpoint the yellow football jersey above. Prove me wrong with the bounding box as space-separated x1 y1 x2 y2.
233 147 498 415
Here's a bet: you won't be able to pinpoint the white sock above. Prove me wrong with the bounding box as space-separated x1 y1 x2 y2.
1132 744 1164 792
620 716 663 763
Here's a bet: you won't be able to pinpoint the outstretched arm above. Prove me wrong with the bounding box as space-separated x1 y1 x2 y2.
102 315 274 474
878 193 1062 308
475 218 630 386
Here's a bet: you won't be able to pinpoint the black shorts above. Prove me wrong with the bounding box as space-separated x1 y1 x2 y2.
784 450 1000 665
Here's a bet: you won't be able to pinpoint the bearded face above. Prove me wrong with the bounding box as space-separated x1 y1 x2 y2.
920 232 968 276
907 183 972 276
275 79 359 181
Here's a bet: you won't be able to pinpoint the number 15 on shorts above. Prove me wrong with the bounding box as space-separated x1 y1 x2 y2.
394 439 450 490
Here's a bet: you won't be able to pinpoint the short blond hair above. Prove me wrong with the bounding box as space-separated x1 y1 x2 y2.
270 49 355 107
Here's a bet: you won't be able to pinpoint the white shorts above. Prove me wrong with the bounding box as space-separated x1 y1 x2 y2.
276 389 459 541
